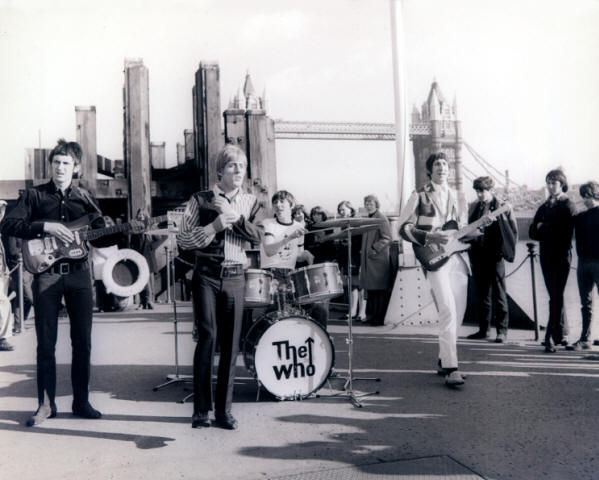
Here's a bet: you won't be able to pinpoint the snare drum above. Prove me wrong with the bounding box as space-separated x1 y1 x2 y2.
243 313 335 400
288 262 344 304
244 269 274 307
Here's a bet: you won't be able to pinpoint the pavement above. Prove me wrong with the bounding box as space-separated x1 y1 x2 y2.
1 293 599 480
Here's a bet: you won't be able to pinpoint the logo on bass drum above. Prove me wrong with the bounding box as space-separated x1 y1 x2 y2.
271 337 315 380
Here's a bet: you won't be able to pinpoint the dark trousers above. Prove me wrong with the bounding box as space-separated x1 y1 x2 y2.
366 289 390 325
32 269 93 406
10 270 33 329
471 257 509 334
191 271 244 414
577 258 599 342
540 253 571 344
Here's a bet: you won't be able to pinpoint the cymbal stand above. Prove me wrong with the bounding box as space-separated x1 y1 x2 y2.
153 234 192 396
322 219 380 408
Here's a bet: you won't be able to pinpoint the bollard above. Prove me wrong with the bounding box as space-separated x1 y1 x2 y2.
18 257 24 329
526 242 540 341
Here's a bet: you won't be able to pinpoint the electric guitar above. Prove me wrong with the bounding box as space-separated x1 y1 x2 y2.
22 214 168 274
412 204 510 272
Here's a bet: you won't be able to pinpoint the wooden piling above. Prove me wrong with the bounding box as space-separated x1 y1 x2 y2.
75 106 98 195
194 62 223 190
123 58 152 218
246 109 277 220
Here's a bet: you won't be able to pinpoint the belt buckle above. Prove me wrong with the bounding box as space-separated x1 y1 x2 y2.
59 263 70 275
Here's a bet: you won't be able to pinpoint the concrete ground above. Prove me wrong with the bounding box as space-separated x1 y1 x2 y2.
1 295 598 480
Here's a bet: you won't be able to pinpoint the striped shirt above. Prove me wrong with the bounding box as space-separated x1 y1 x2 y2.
399 182 463 246
176 185 259 267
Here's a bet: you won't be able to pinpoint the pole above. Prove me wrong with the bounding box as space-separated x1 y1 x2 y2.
526 242 540 341
389 0 408 213
18 257 24 328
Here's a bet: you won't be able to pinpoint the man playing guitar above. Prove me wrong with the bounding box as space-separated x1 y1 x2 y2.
399 152 470 387
1 139 141 425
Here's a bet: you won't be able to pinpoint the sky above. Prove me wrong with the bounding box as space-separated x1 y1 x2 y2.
1 0 598 213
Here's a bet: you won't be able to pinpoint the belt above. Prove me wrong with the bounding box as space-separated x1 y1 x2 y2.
197 263 245 278
50 261 90 275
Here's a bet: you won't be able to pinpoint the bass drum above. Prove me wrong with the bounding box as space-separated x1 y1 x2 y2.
243 313 335 400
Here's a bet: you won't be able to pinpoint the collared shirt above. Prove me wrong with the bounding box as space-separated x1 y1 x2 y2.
0 180 101 240
177 185 259 267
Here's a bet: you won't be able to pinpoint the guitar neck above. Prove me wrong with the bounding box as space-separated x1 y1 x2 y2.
85 215 168 241
455 204 510 240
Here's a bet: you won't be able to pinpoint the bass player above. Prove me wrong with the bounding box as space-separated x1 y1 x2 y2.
1 139 143 426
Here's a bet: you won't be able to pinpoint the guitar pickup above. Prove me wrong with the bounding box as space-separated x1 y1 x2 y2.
73 231 81 245
43 237 54 252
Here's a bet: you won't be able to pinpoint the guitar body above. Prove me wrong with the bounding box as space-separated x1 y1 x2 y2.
412 220 471 272
22 217 92 274
22 214 168 274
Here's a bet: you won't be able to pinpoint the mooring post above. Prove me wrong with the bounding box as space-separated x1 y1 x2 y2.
526 242 540 341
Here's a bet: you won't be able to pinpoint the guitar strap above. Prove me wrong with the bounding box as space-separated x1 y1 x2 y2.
74 186 102 216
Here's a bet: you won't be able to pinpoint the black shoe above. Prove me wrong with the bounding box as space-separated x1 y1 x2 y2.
191 411 210 428
566 341 591 351
0 339 14 351
72 401 102 419
26 402 57 427
544 343 557 353
12 326 21 335
467 331 489 340
495 333 507 344
214 412 238 430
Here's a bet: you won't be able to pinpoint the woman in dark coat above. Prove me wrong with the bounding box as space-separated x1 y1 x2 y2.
529 169 576 352
359 194 392 326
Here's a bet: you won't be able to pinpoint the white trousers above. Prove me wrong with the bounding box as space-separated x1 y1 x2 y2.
427 255 469 370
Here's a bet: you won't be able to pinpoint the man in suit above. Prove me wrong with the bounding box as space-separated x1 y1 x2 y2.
466 177 517 343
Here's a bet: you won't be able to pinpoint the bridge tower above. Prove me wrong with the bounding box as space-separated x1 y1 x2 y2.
410 80 464 202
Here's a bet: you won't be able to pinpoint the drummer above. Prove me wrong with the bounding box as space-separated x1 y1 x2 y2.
259 191 329 330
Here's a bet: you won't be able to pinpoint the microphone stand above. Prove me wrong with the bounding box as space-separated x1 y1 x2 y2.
153 233 192 396
323 219 380 408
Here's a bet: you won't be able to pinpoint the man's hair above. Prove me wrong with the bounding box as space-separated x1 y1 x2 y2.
364 194 380 209
310 206 327 222
48 138 83 165
545 169 568 192
579 181 599 200
473 176 495 191
425 152 447 176
337 200 356 217
271 190 295 207
216 144 247 177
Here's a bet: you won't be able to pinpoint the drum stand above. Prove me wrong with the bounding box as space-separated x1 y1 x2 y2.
153 238 192 397
321 222 380 408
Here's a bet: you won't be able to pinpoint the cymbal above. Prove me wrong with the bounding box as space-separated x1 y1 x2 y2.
312 217 385 229
318 224 379 242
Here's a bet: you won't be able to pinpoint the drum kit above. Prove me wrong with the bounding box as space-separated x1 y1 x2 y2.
242 216 384 407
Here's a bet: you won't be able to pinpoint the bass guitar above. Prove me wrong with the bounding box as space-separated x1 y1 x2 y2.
413 204 510 272
22 214 167 274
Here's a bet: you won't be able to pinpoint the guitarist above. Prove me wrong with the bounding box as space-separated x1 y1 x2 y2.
399 152 470 387
1 139 116 425
466 177 517 343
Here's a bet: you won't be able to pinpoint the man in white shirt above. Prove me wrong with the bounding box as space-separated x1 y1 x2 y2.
399 152 470 387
